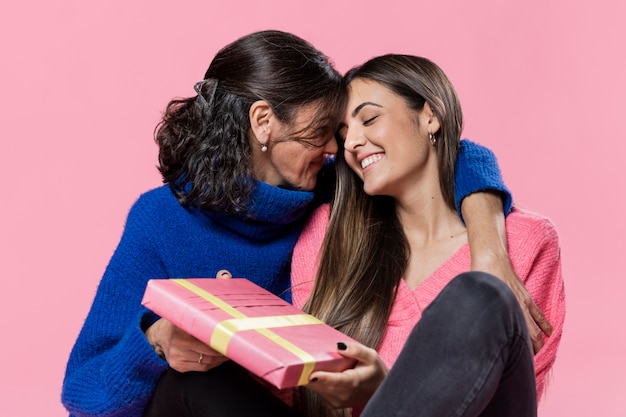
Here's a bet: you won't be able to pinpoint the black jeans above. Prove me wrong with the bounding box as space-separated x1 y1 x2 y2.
360 271 537 417
143 271 536 417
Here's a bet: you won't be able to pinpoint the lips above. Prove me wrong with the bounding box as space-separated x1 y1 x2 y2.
361 153 383 169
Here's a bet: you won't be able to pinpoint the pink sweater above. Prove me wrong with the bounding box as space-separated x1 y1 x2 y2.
291 205 565 402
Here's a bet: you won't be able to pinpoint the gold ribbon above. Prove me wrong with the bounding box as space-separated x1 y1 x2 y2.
172 278 322 386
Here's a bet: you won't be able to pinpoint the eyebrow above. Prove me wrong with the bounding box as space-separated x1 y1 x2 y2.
352 101 382 117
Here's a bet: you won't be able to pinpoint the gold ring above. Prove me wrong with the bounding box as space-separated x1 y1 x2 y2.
198 353 204 364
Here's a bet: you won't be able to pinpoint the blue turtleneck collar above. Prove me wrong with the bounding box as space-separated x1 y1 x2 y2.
199 180 315 241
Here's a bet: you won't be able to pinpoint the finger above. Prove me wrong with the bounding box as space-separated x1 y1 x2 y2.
308 365 368 407
308 342 376 383
334 341 378 364
308 369 344 385
216 270 232 279
197 347 225 359
531 330 543 355
308 342 362 384
195 350 228 364
168 332 217 358
170 358 227 373
188 350 229 372
528 303 553 337
525 315 544 354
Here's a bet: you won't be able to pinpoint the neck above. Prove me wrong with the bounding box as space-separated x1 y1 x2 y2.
395 181 464 248
395 186 467 291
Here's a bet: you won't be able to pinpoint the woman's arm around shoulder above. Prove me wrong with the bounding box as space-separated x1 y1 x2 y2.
505 208 566 400
456 139 553 352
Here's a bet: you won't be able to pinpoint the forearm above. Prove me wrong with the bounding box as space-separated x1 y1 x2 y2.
461 191 510 271
512 217 565 398
63 308 167 417
62 222 169 416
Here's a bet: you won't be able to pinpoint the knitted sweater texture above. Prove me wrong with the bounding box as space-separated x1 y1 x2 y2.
62 139 508 417
291 206 565 403
62 181 315 417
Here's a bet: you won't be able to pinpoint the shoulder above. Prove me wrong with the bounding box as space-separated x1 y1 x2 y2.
294 203 330 258
307 203 331 227
506 207 559 239
291 203 331 308
121 185 185 233
300 204 331 246
127 185 181 217
505 207 560 260
132 185 177 207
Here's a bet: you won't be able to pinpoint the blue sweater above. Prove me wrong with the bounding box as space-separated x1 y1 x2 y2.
61 139 511 417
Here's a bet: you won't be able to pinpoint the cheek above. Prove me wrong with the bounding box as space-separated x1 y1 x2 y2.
277 147 317 178
344 152 362 177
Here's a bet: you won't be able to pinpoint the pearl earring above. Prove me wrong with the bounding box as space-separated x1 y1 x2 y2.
261 144 268 152
428 132 437 146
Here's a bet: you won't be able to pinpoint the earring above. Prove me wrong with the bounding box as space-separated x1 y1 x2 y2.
261 144 268 152
428 132 437 146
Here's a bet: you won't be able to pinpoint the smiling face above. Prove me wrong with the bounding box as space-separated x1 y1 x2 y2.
338 78 440 199
250 102 339 191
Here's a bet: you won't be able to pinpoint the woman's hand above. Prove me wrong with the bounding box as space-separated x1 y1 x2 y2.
144 270 233 372
472 253 552 354
461 192 552 353
307 342 388 409
145 318 228 372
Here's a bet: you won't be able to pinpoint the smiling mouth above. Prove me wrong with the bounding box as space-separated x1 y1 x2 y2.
361 154 383 169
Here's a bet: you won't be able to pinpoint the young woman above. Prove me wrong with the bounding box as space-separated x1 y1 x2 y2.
62 32 526 417
292 55 565 416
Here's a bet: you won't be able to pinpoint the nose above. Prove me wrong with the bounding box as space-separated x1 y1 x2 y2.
343 126 365 153
323 136 339 155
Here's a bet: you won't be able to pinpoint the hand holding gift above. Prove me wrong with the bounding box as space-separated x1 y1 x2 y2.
142 277 358 389
145 318 228 373
307 341 389 409
143 270 235 372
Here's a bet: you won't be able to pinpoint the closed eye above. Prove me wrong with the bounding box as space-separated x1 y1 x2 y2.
364 115 378 125
336 124 347 142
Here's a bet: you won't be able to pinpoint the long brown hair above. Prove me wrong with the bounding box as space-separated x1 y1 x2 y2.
301 55 463 417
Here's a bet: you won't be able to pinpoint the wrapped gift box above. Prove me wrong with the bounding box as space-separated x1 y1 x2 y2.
142 278 357 389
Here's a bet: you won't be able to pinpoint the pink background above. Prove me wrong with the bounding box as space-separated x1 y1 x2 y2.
1 1 624 416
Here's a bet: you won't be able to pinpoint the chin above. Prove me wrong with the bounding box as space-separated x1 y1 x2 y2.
299 181 317 191
363 183 382 196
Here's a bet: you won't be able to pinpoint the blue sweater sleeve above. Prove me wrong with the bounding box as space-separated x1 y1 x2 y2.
455 139 513 222
62 197 169 417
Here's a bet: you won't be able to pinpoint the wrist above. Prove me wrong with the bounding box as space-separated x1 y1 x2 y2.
470 249 513 276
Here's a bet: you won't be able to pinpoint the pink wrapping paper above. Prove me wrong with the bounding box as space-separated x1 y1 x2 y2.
142 278 357 389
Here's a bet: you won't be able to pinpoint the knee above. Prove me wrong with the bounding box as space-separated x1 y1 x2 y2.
444 271 522 324
449 271 514 300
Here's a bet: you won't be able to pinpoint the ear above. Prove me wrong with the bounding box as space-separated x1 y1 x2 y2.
249 100 274 146
422 102 441 135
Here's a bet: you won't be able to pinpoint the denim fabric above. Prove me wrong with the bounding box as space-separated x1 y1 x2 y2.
361 271 536 417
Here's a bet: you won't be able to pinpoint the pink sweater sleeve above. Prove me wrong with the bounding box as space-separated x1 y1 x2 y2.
507 208 566 400
290 204 331 309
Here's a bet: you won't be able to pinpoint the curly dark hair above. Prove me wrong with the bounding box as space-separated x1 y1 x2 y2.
154 30 345 214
